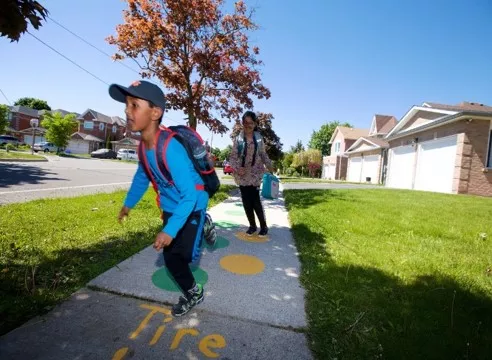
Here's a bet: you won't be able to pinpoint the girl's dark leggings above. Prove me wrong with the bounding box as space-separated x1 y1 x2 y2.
239 185 267 229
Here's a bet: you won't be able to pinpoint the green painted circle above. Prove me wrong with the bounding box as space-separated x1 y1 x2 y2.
152 266 208 292
224 209 245 216
215 220 240 229
205 236 230 250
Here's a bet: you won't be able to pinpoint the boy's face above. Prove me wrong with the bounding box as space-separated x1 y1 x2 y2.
124 96 161 132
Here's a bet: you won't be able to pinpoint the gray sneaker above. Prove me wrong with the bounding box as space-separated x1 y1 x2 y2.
172 284 204 317
203 213 217 246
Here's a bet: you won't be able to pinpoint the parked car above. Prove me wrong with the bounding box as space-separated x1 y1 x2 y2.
90 148 117 159
117 148 138 161
0 135 20 147
223 163 234 175
33 142 58 153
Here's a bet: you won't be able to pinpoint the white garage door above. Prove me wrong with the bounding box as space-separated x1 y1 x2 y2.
347 157 362 182
386 145 415 189
322 165 330 179
361 155 379 184
67 140 89 154
322 164 336 180
414 136 457 193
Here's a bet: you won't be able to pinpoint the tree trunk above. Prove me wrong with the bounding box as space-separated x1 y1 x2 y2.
188 112 197 130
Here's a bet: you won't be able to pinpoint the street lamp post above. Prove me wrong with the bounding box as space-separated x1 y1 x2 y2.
30 118 39 155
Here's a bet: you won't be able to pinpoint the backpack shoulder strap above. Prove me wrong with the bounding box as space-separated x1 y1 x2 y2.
138 141 158 193
155 127 175 184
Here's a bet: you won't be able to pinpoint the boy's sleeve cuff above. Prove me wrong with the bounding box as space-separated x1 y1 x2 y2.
162 225 177 239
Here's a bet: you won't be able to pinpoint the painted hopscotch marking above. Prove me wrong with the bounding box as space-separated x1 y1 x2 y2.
112 304 227 359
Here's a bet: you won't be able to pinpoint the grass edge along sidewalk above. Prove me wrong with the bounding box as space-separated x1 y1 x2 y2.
0 150 47 161
284 188 492 360
0 185 236 336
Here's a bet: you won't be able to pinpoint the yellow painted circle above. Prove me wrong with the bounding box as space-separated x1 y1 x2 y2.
235 231 269 243
220 254 265 275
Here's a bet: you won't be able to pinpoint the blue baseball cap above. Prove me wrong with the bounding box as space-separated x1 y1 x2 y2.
109 80 166 110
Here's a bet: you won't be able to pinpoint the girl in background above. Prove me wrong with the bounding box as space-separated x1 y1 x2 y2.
230 111 274 236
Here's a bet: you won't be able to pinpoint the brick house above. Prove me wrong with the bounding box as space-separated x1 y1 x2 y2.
321 126 369 180
385 101 492 197
5 106 41 141
66 109 126 154
5 106 79 145
344 115 397 184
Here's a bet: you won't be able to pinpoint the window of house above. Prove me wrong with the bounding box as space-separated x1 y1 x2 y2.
112 125 117 133
84 121 93 129
8 112 13 122
487 130 492 168
334 142 341 154
99 123 105 131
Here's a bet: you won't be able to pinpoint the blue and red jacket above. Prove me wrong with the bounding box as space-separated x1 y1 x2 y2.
124 138 209 238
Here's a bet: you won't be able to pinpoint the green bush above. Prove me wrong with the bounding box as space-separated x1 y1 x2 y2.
286 167 296 176
292 171 300 177
5 144 15 152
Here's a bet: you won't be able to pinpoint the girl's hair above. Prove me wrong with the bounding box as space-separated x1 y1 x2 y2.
242 111 258 131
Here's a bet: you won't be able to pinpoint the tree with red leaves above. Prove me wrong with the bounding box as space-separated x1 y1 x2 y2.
107 0 270 133
1 0 48 42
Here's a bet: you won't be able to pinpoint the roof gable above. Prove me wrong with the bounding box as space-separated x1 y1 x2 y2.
329 126 369 143
369 115 397 136
346 136 388 153
386 106 456 139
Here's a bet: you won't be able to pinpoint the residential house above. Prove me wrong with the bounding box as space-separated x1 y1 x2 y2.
384 101 492 197
321 126 369 180
344 115 398 184
5 106 41 143
111 134 141 152
22 109 79 145
67 109 126 154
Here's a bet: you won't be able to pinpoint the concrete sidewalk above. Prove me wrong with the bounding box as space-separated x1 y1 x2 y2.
0 190 312 360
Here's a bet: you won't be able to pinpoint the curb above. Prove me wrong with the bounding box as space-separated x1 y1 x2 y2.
0 158 48 162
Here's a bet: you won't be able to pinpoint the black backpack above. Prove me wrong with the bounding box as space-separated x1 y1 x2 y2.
137 125 220 200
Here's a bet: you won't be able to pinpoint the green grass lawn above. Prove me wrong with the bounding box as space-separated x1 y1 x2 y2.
0 185 234 335
285 189 492 359
0 150 45 160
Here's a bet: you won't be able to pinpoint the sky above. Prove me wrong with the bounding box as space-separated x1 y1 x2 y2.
1 0 492 150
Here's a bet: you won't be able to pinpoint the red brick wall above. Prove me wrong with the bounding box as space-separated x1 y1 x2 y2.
458 120 492 197
388 119 492 197
77 113 125 142
11 112 40 132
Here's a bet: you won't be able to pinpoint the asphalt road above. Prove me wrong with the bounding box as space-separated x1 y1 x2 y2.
0 157 139 205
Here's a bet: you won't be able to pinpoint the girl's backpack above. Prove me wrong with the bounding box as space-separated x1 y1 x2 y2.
236 131 265 167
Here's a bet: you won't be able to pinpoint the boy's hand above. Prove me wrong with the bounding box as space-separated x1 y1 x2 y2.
153 232 173 251
118 206 130 223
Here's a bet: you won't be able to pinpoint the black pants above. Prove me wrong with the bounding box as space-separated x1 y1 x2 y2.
162 210 205 294
239 185 267 229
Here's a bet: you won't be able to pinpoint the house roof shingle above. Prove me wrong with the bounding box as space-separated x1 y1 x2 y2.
9 105 40 118
39 109 79 117
366 137 389 147
71 132 104 142
423 101 492 113
337 126 369 140
78 109 126 126
374 115 397 134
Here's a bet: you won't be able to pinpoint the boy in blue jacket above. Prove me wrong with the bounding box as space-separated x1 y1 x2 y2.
111 80 209 317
